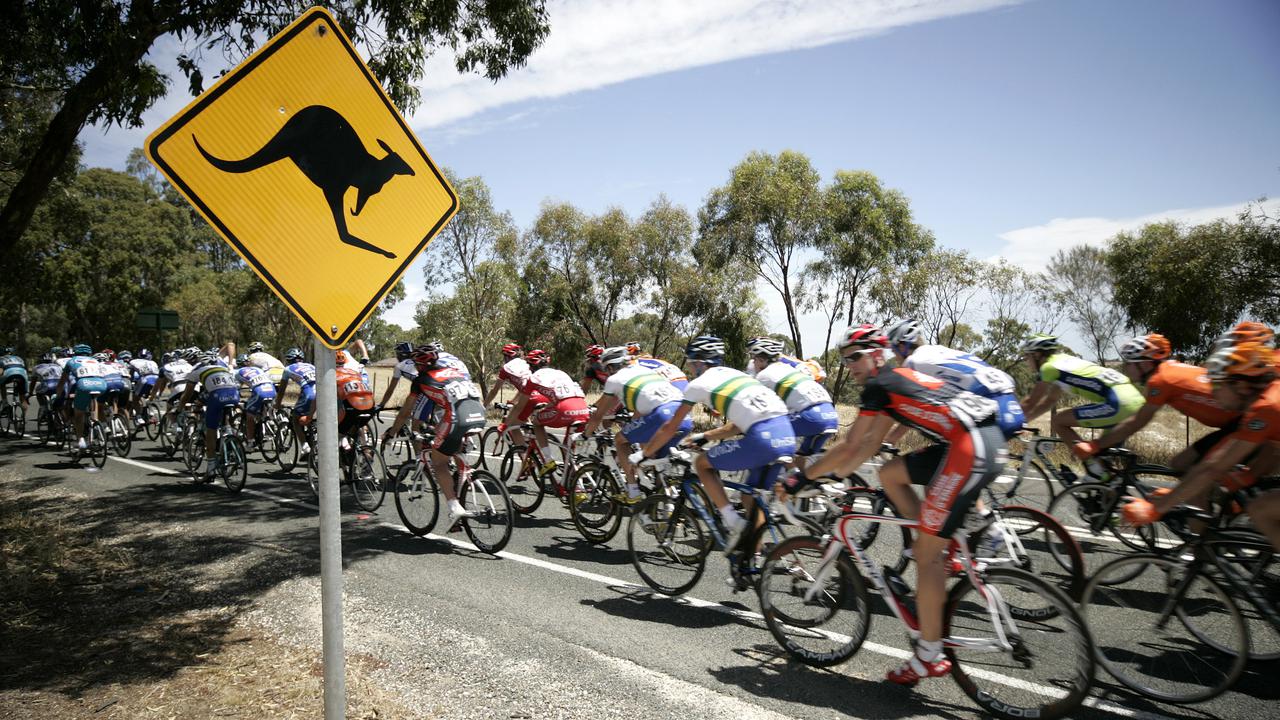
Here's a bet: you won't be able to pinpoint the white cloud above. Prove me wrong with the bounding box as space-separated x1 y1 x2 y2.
411 0 1019 128
994 196 1280 270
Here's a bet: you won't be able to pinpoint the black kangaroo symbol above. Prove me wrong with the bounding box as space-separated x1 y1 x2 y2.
193 105 414 259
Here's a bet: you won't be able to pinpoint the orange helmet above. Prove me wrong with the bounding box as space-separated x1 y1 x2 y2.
335 350 349 365
1233 321 1275 348
1206 341 1277 382
1118 333 1171 362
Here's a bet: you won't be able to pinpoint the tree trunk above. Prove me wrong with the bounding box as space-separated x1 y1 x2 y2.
780 275 803 357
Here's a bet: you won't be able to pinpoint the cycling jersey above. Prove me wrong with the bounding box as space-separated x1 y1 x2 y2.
33 362 62 394
64 356 108 411
498 357 531 387
190 360 240 429
393 358 418 382
749 355 827 384
602 365 684 416
129 358 159 379
1143 361 1239 428
410 365 484 454
1 354 29 392
161 360 192 399
636 357 689 391
1232 380 1280 445
236 366 277 416
682 366 789 431
582 362 609 389
1039 353 1144 428
336 367 375 434
523 368 586 403
438 351 471 380
860 367 997 441
247 351 285 382
283 362 317 417
755 360 832 413
906 345 1015 396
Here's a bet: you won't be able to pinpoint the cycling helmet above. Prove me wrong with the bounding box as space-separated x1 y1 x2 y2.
1215 321 1276 352
600 346 630 367
422 340 444 354
335 350 349 365
93 353 109 362
236 353 248 366
138 348 152 360
247 341 265 354
1019 334 1060 354
117 350 132 362
502 342 523 358
394 341 414 361
1206 341 1277 382
624 341 642 357
745 336 784 359
100 348 115 361
585 344 605 361
72 343 92 356
525 349 550 367
58 347 73 358
885 318 924 347
284 347 304 363
411 344 439 366
684 335 726 361
181 347 200 362
50 345 63 356
836 324 886 351
1118 333 1172 362
0 347 13 355
40 352 54 363
160 352 173 365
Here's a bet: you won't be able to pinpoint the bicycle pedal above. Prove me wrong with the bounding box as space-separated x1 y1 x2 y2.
447 521 464 534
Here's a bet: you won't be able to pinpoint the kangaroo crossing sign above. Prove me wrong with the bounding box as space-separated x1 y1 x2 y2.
146 6 457 348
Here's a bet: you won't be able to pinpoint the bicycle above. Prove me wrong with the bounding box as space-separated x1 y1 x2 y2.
1080 503 1279 704
758 503 1095 720
392 429 514 554
476 402 514 471
305 418 388 511
69 409 107 469
101 402 131 458
625 450 796 596
140 398 162 441
0 391 25 437
564 414 662 544
498 421 585 514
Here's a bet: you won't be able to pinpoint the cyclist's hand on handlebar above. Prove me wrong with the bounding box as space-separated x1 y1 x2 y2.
680 432 707 449
778 468 819 499
627 450 647 466
1121 497 1160 526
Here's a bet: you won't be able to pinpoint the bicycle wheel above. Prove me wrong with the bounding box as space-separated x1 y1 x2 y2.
1046 481 1142 582
378 429 411 472
252 417 279 463
946 567 1094 720
501 446 545 514
477 426 510 471
110 415 131 457
1081 553 1246 704
214 434 245 492
627 494 709 596
143 403 160 441
350 441 387 512
394 463 440 536
158 414 177 457
568 461 624 544
757 535 870 667
460 469 514 554
840 487 910 574
990 458 1056 513
1203 531 1280 662
305 452 320 497
89 422 108 469
275 421 297 473
972 505 1085 604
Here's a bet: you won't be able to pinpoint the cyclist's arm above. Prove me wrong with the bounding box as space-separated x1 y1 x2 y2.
502 391 529 427
640 402 694 458
804 412 896 480
153 377 168 397
383 391 418 437
1091 403 1160 452
1151 438 1257 515
377 376 399 408
583 394 620 436
220 342 236 365
702 421 741 442
347 339 370 363
483 376 506 406
1019 381 1061 422
178 382 196 407
273 377 290 409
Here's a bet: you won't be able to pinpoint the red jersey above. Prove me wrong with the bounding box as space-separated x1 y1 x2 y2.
859 367 997 442
410 365 481 428
1144 361 1238 428
1232 380 1280 445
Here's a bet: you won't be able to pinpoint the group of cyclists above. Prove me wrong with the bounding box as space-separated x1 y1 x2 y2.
2 315 1277 701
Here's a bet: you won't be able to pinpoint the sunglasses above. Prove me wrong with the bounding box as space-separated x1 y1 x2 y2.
840 348 877 365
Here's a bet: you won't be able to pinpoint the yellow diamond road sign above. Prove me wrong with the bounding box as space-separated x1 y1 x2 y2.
146 6 457 348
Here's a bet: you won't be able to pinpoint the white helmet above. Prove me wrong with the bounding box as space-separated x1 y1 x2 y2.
600 346 630 367
1019 334 1060 354
745 336 784 358
885 318 923 346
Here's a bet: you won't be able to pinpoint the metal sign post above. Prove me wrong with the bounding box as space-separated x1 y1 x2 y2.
314 339 345 718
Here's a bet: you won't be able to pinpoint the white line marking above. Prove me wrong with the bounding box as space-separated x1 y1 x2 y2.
12 440 1176 720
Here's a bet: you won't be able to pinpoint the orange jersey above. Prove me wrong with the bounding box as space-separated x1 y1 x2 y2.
336 367 374 410
1233 380 1280 445
1143 361 1239 428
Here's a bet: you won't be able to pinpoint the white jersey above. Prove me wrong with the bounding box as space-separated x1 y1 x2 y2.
162 360 192 397
393 358 418 381
602 365 683 416
682 366 787 430
499 357 531 387
247 351 284 380
130 358 159 377
905 345 1015 397
55 357 71 371
523 368 585 403
755 360 832 413
110 361 133 388
34 362 63 389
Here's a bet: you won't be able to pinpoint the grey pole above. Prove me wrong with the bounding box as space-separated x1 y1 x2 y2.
314 339 346 719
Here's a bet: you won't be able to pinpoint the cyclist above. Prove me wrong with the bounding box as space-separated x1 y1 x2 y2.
884 319 1024 439
336 357 376 440
1079 333 1241 472
627 342 689 390
336 349 370 385
179 352 242 481
434 341 471 380
31 351 62 411
500 349 591 475
54 344 108 451
1126 341 1280 550
0 347 29 411
128 349 160 427
638 335 796 553
1018 334 1145 453
274 347 317 457
781 324 1006 686
578 346 692 503
482 342 528 407
153 348 195 423
743 338 827 383
746 336 838 470
377 340 419 413
235 355 278 449
581 344 609 393
245 341 285 383
96 351 129 426
382 344 486 527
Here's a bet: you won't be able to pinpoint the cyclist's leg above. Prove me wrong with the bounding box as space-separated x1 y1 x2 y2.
701 416 796 533
293 385 315 448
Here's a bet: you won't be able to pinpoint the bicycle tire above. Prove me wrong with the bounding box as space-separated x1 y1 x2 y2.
972 505 1085 603
221 434 248 492
568 461 624 544
1046 481 1145 583
1081 552 1247 704
350 441 388 512
394 462 440 536
460 469 514 554
255 417 280 463
946 567 1095 720
13 402 26 437
274 419 297 473
627 494 709 596
501 446 545 514
477 426 509 471
182 424 204 476
757 535 870 667
306 452 320 497
1 402 13 436
158 414 177 458
110 415 131 457
89 422 108 469
143 403 160 441
990 457 1056 513
378 429 411 474
1201 531 1280 662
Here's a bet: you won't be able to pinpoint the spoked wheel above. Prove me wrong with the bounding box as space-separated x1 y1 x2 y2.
460 469 514 554
88 422 108 469
220 434 248 493
0 402 13 436
1211 531 1280 661
253 418 280 464
758 535 870 667
305 452 320 497
500 446 545 514
568 461 624 544
839 487 911 574
274 420 297 473
183 426 206 480
394 462 440 536
971 505 1085 605
627 494 709 596
143 403 161 441
946 568 1094 720
350 441 388 512
989 458 1056 513
13 401 26 438
1081 553 1246 704
477 426 511 471
1046 481 1145 583
110 415 131 457
158 414 177 458
378 428 413 474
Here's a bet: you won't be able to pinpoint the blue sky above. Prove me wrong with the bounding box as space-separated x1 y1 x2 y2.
80 0 1280 351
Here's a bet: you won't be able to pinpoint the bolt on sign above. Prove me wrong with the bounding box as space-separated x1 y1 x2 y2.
146 6 457 348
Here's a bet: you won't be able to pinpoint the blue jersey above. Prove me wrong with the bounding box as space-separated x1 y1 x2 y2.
1 354 28 381
904 345 1015 398
283 362 317 388
438 352 471 380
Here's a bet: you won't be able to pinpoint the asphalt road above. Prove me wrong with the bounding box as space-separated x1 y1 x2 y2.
1 411 1273 720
